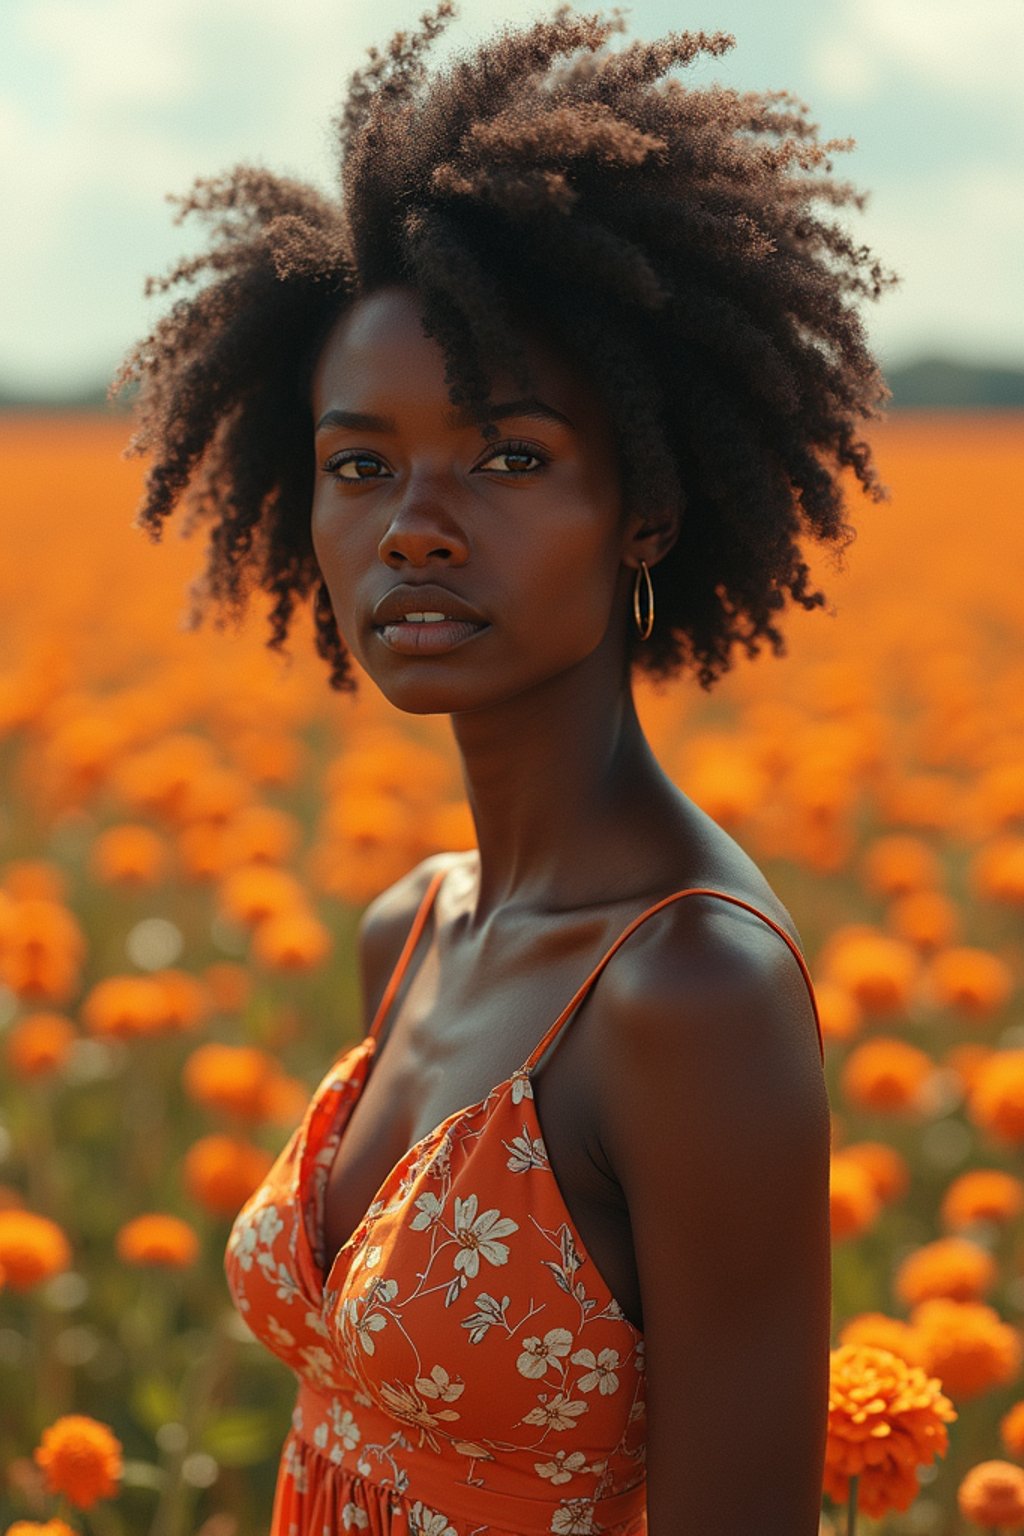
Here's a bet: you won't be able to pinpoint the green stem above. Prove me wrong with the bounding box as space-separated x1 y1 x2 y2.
846 1473 858 1536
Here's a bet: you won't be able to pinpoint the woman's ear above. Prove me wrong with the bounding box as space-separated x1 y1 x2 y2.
621 509 680 573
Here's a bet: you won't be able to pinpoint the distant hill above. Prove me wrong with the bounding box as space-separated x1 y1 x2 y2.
1 358 1023 412
884 357 1024 409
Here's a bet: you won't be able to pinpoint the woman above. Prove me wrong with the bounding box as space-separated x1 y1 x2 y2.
117 5 891 1532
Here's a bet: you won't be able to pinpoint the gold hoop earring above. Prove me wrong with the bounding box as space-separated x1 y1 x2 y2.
633 560 654 641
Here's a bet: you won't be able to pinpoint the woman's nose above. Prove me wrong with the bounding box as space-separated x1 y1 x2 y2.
378 491 469 568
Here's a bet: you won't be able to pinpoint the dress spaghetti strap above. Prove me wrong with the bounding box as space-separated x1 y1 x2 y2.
366 867 447 1041
523 886 824 1071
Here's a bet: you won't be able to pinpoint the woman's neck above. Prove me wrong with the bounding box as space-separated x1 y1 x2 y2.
449 649 684 928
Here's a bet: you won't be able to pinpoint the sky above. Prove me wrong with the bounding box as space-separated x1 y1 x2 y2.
2 0 1023 396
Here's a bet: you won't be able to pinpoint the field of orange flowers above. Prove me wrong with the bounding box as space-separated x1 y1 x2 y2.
1 410 1023 1536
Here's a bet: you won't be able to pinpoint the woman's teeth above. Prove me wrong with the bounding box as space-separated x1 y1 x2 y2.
402 612 448 622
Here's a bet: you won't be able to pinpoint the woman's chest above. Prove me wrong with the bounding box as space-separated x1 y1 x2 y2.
321 946 640 1327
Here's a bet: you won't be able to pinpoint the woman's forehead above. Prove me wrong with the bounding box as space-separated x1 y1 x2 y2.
312 284 607 428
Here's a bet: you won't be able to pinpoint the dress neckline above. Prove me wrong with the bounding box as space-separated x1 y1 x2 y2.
310 862 823 1298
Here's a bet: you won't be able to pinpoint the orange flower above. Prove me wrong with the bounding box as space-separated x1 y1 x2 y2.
966 1049 1024 1146
116 1213 200 1268
4 1011 76 1077
1000 1399 1024 1460
176 820 231 883
217 864 309 929
819 927 920 1015
80 975 167 1039
824 1343 956 1518
226 727 305 788
112 733 220 823
861 834 943 898
183 1134 274 1217
202 961 252 1015
840 1037 935 1115
5 1521 78 1536
887 889 960 952
257 1073 310 1126
874 773 962 835
150 968 210 1033
813 980 863 1044
973 760 1024 830
970 835 1024 905
957 1460 1024 1530
829 1154 881 1241
894 1237 998 1306
838 1142 909 1205
1 859 68 901
925 945 1015 1019
0 896 86 1004
941 1169 1024 1231
34 1414 123 1508
836 1313 926 1368
0 1210 71 1290
220 804 302 867
944 1043 995 1094
183 1044 278 1121
250 908 332 971
911 1298 1023 1400
90 823 167 888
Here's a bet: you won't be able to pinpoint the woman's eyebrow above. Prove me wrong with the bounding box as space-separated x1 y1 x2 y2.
315 397 576 434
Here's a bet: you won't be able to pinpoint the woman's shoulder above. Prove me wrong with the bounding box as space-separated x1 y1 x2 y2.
355 850 469 1029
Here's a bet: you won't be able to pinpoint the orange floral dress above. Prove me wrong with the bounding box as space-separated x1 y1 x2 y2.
225 869 823 1536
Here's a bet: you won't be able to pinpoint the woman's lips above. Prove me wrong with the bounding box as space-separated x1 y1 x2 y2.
374 619 490 655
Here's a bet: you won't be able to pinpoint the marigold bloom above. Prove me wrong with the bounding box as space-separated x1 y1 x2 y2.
5 1521 78 1536
1000 1399 1024 1460
183 1043 278 1121
887 889 960 952
911 1297 1023 1400
926 945 1015 1019
176 820 231 883
217 864 309 929
81 975 167 1039
1 859 68 901
875 773 962 835
824 1343 956 1518
227 727 305 788
840 1037 935 1115
813 980 863 1044
894 1237 998 1307
250 907 332 971
957 1459 1024 1529
150 968 210 1032
0 1210 72 1290
0 896 86 1003
175 765 253 827
837 1313 926 1368
861 834 943 898
34 1414 123 1508
943 1043 994 1095
829 1154 881 1241
970 835 1024 905
116 1213 200 1268
4 1011 76 1077
183 1134 274 1217
819 927 920 1015
112 733 219 822
90 823 168 888
973 760 1024 830
941 1169 1024 1231
258 1072 311 1125
966 1049 1024 1146
839 1142 909 1205
220 804 301 867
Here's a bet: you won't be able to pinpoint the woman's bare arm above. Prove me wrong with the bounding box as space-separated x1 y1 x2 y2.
594 903 832 1536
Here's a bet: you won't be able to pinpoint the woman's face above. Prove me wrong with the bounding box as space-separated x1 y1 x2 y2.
310 285 636 717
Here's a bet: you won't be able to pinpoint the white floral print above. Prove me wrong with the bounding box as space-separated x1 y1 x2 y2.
571 1347 621 1395
451 1195 518 1277
517 1327 574 1378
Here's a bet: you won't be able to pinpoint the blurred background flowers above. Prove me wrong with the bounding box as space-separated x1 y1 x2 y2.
1 2 1023 1533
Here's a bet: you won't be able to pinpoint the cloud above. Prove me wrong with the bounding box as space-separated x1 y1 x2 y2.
810 0 1024 97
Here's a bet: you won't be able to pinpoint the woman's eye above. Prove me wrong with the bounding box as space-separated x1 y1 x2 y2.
477 440 548 474
324 451 390 481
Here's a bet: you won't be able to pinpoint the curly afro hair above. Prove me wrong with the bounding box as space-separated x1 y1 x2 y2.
113 1 895 694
